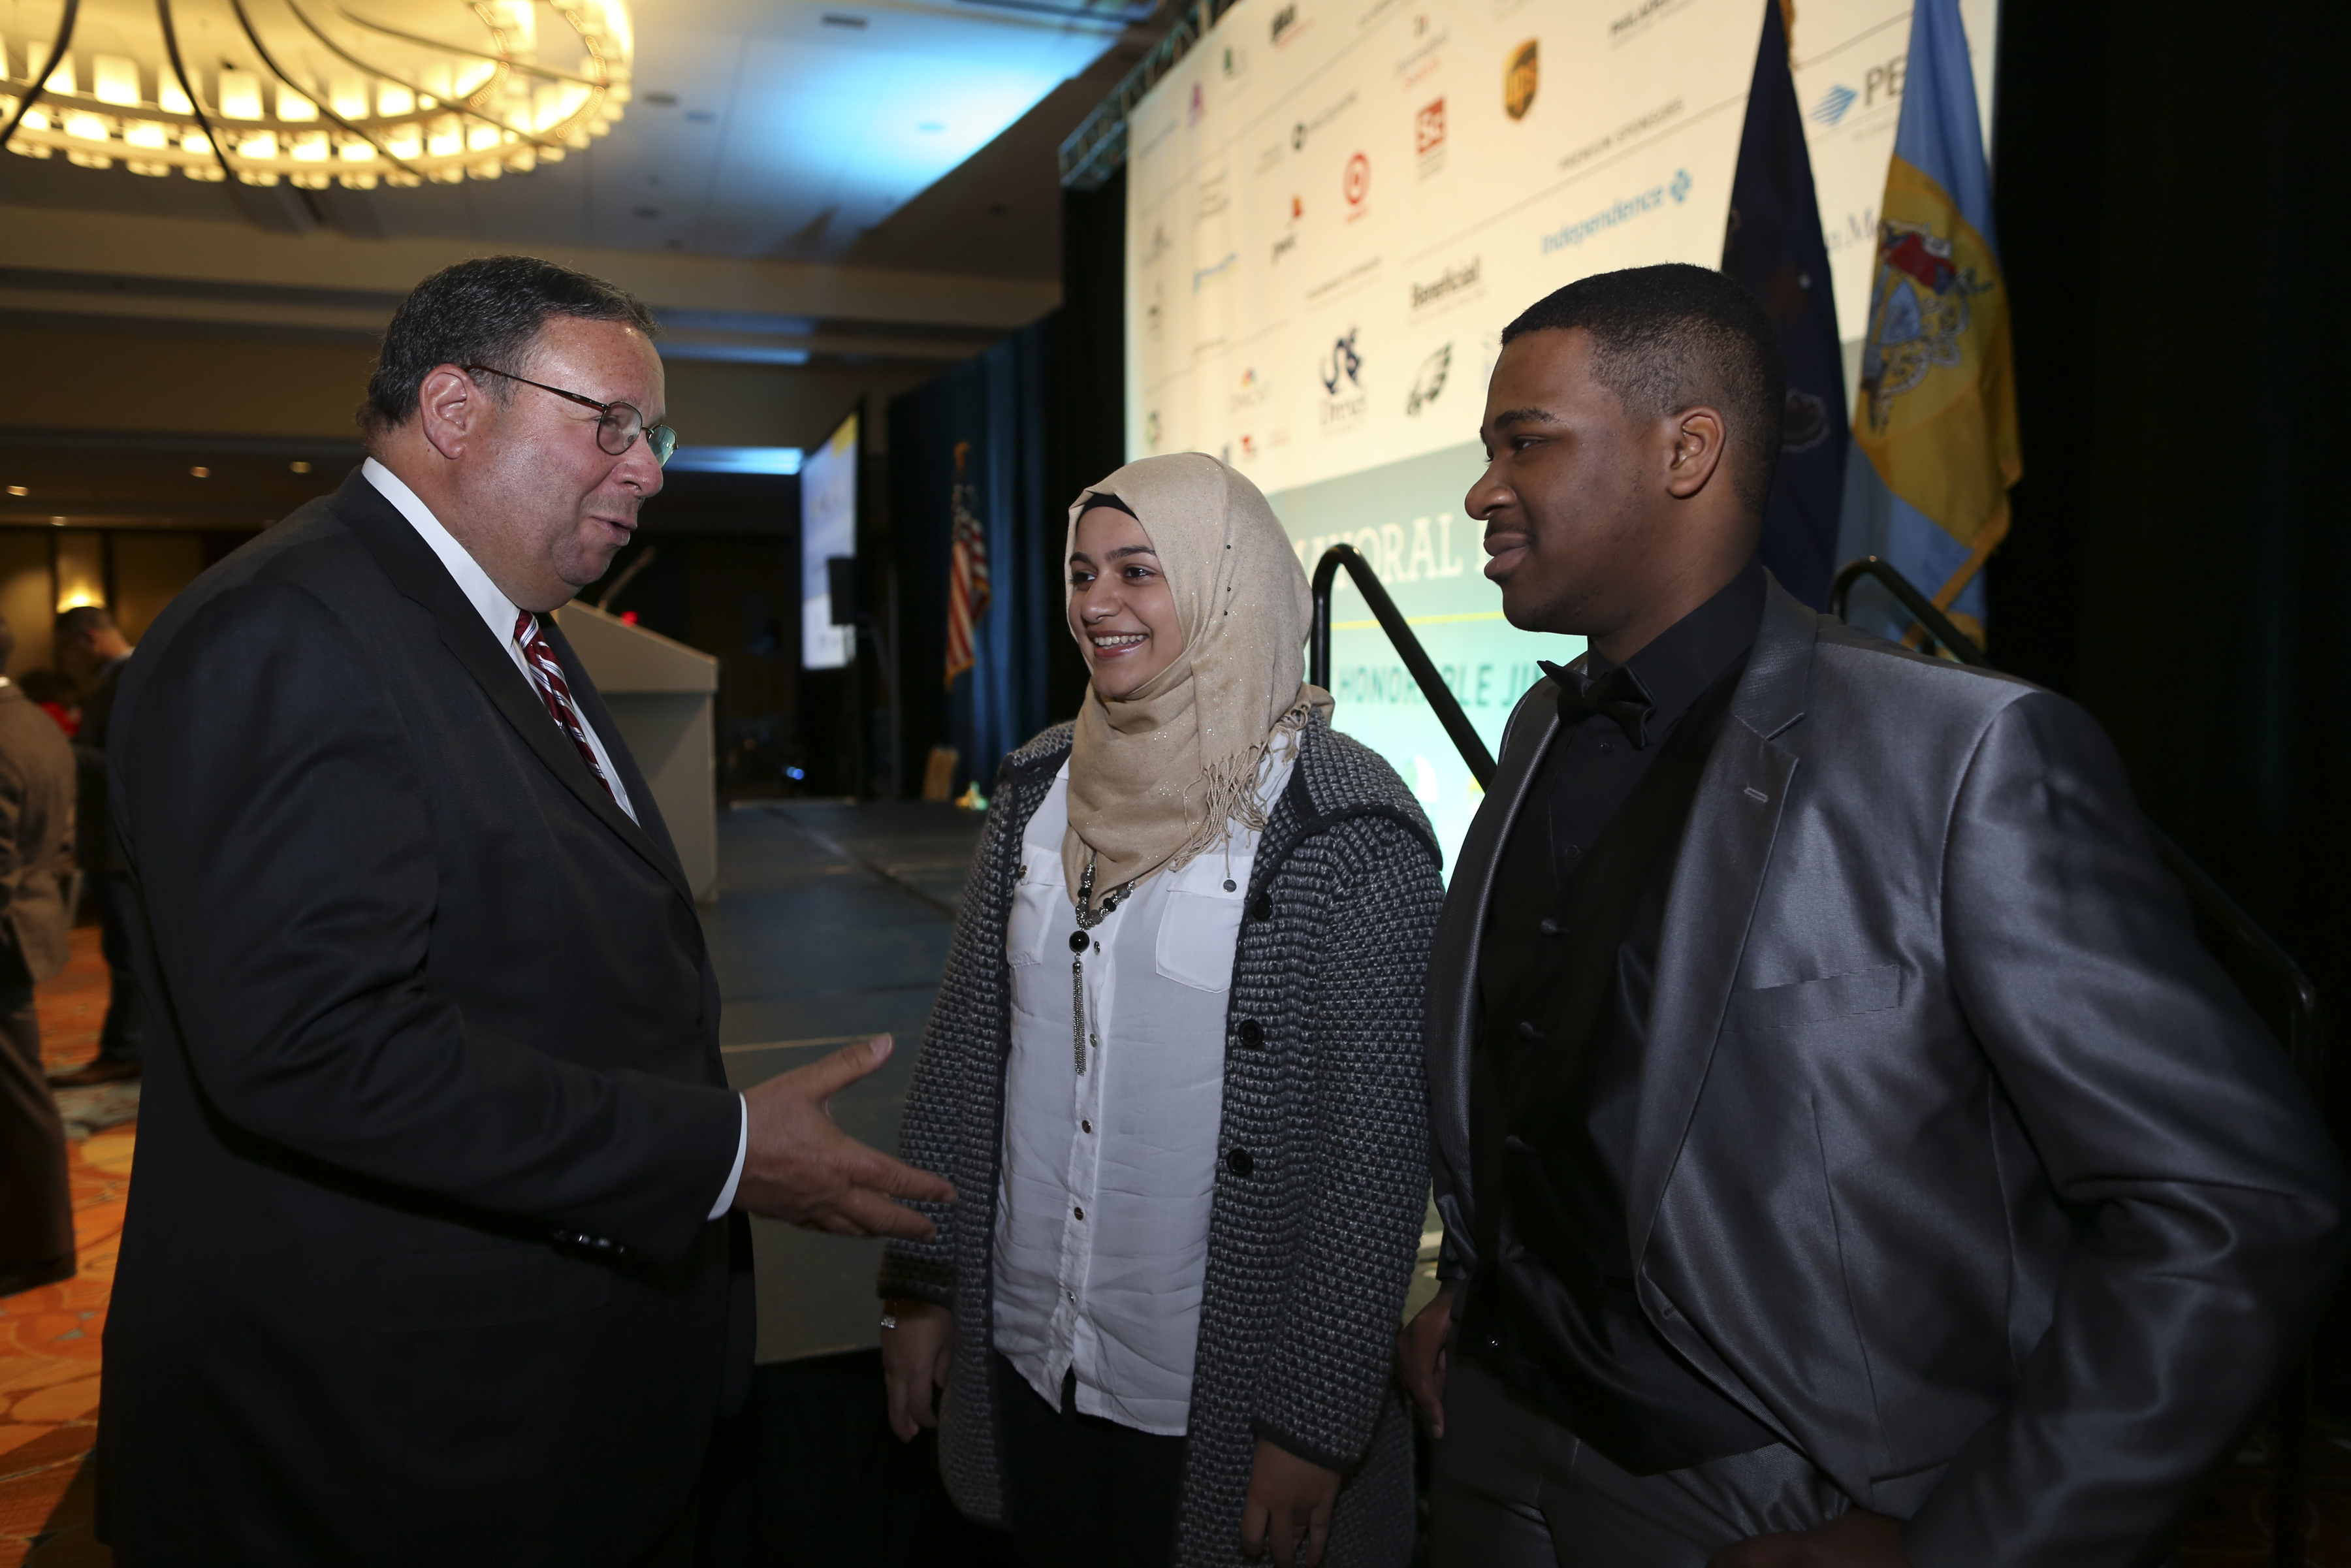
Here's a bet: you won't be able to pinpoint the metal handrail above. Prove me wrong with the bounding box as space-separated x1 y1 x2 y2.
1832 554 2322 1568
1308 545 1497 788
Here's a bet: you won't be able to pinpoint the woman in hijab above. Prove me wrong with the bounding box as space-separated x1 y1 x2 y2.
878 453 1443 1568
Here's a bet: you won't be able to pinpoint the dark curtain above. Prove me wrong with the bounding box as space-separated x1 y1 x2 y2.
1046 166 1131 723
884 168 1125 798
888 317 1061 796
1988 0 2351 1363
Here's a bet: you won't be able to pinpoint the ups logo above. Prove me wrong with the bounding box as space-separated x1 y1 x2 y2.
1503 40 1539 120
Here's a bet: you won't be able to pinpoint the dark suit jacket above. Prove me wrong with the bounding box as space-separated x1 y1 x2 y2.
96 472 752 1567
71 652 126 875
0 685 75 983
1428 575 2345 1567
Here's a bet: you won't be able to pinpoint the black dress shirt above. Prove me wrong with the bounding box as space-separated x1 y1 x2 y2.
1461 560 1774 1474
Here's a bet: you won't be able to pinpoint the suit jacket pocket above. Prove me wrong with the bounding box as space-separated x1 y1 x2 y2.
365 1243 613 1333
1723 964 1904 1034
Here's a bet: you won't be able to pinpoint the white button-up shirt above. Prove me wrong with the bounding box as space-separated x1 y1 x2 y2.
993 751 1293 1435
360 457 745 1219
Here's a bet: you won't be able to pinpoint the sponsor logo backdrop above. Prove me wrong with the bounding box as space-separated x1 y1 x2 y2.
1126 0 1997 867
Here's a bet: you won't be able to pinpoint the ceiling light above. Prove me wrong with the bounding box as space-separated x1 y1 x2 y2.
289 460 312 474
1 1 635 189
3 486 25 497
49 517 65 528
190 465 211 478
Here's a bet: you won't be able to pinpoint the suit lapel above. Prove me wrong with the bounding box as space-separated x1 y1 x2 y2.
1427 679 1561 1249
1627 577 1819 1267
331 474 694 904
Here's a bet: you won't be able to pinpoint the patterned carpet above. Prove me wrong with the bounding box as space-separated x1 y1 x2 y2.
0 922 2336 1565
0 925 126 1567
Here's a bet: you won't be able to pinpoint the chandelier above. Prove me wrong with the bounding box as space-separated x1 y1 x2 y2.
0 0 633 188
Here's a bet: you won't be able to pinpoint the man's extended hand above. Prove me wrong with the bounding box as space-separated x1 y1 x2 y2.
1707 1510 1911 1568
1394 1283 1454 1439
1239 1437 1340 1567
734 1035 954 1238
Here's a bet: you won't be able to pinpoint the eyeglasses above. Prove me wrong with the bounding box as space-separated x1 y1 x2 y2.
463 364 679 467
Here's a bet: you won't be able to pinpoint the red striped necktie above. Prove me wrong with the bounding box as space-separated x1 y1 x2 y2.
513 611 619 805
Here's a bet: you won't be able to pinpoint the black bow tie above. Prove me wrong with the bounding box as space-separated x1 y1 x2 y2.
1541 659 1654 749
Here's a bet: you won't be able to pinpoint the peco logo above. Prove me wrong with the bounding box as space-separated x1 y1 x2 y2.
1809 84 1857 127
1503 40 1538 120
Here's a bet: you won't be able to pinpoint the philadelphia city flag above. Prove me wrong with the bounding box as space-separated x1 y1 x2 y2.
1836 0 2020 646
1721 0 1847 611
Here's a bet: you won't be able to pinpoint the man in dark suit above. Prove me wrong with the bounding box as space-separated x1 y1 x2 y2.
97 257 953 1567
0 616 78 1296
48 604 139 1087
1394 264 2344 1567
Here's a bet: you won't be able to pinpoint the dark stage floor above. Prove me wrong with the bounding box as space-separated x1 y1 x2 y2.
707 799 988 1366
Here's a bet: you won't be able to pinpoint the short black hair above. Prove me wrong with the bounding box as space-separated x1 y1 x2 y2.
1501 263 1785 517
56 605 116 642
360 256 658 440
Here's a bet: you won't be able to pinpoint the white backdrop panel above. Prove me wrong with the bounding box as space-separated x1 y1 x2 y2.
1125 0 1996 868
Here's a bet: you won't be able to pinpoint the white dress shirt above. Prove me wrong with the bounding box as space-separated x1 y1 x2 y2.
992 750 1294 1435
361 459 746 1219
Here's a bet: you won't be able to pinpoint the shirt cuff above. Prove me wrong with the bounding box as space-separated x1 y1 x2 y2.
707 1095 748 1220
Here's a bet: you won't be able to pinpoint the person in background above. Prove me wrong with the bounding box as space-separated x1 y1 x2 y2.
14 671 78 739
880 453 1443 1568
49 606 136 1087
1396 263 2345 1567
0 616 80 1296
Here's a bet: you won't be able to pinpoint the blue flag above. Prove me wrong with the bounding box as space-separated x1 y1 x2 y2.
1836 0 2018 645
1721 0 1847 611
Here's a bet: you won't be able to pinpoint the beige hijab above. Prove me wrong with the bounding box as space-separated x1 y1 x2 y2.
1062 453 1332 910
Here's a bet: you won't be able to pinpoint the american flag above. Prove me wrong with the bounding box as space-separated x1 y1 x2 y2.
945 441 991 690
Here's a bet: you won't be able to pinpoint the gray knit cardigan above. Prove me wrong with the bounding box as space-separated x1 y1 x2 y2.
878 713 1443 1568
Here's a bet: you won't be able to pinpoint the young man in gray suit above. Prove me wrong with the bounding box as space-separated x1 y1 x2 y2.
1394 263 2344 1568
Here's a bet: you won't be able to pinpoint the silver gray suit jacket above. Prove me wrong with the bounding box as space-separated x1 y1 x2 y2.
1426 575 2344 1567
